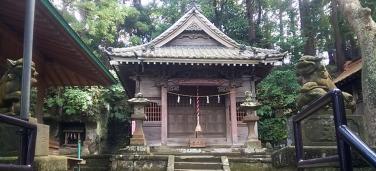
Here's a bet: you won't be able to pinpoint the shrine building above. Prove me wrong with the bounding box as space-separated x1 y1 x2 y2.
107 6 286 147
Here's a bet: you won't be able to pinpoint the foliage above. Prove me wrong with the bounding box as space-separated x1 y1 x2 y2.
256 67 300 144
258 67 300 116
258 117 287 144
102 83 131 120
46 88 95 116
45 83 129 120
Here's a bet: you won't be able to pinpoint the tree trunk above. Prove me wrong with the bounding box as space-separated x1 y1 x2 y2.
133 0 141 8
337 0 376 145
212 0 222 27
299 0 316 55
288 1 297 37
331 0 346 71
279 7 284 40
246 0 256 45
256 0 262 26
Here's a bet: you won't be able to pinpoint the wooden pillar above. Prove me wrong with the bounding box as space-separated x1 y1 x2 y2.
230 88 238 144
225 96 231 143
35 82 46 123
161 86 168 145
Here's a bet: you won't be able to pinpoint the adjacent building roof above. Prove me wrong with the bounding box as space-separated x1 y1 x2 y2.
334 58 362 84
107 6 286 65
0 0 116 86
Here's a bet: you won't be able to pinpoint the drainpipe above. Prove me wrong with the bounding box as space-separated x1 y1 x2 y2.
19 0 36 165
20 0 36 120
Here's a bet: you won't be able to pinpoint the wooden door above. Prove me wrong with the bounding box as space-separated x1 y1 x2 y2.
167 87 226 138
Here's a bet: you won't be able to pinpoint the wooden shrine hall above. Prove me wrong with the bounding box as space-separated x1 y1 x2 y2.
107 6 286 146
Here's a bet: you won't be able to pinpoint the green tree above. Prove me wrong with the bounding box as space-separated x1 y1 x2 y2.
257 67 300 145
337 0 376 146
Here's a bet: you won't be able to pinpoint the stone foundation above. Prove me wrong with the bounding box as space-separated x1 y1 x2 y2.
111 154 168 171
33 156 68 171
29 118 50 156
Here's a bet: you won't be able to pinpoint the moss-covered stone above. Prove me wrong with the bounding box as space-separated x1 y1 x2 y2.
33 156 68 171
111 154 167 171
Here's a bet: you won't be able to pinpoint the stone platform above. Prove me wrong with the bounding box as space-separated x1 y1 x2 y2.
110 146 273 171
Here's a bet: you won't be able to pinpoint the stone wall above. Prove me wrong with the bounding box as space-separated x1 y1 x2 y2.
111 155 168 171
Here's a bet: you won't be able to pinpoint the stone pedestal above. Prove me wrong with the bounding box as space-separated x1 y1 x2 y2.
126 93 150 154
29 117 50 156
242 114 261 149
300 109 364 146
240 91 262 152
130 115 146 145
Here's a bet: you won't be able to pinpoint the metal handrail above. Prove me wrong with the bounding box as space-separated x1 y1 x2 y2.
293 89 376 171
0 114 37 171
339 125 376 167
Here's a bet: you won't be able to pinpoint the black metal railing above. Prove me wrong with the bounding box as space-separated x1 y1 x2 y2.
0 114 37 171
293 89 376 171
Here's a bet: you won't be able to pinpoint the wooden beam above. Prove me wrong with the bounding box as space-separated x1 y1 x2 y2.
161 86 168 145
230 87 238 145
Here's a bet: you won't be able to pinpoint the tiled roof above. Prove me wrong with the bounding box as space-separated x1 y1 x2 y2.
334 58 362 84
107 6 285 65
147 7 240 48
110 46 284 60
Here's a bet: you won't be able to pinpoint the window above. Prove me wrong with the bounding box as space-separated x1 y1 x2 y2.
145 102 161 121
236 102 247 122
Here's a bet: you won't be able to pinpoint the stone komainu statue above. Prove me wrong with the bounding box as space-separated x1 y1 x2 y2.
0 59 37 115
296 55 355 110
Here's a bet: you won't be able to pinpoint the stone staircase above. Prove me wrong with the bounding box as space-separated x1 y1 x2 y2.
79 154 111 171
168 155 231 171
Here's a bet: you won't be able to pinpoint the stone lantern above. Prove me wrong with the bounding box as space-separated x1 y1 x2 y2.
240 91 261 149
128 92 150 146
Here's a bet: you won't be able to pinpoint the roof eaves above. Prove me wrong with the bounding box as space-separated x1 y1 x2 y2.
40 0 116 85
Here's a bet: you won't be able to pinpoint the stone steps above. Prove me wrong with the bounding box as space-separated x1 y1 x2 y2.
79 166 108 171
175 169 223 171
175 162 223 170
80 154 111 171
175 156 222 163
171 155 227 171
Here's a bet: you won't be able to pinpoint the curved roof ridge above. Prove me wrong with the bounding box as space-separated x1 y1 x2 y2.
192 9 240 47
145 6 240 48
147 8 196 46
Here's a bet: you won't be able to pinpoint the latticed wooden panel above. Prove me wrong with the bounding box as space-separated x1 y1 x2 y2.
236 102 246 121
145 102 161 121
